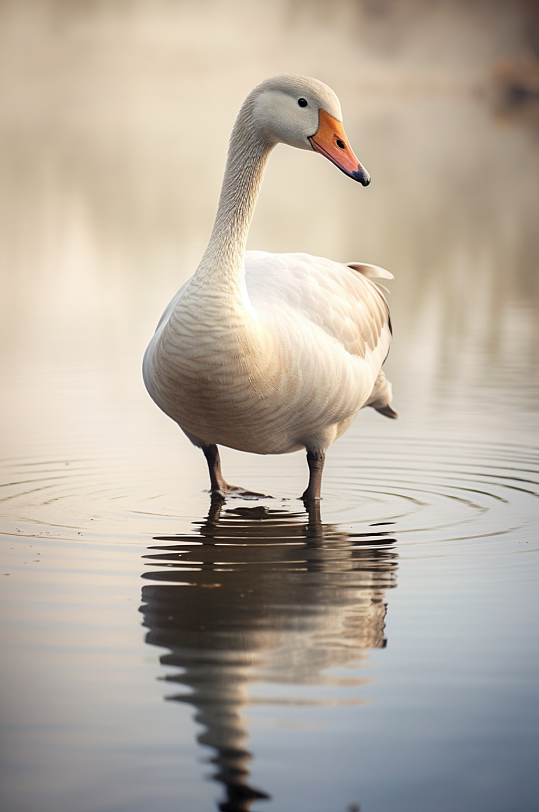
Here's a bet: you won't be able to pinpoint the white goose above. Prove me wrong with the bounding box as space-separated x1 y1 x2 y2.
143 74 397 503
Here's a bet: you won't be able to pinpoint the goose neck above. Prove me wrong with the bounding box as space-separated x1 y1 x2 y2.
196 101 274 293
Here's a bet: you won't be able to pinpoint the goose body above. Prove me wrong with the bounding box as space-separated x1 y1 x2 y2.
143 75 396 501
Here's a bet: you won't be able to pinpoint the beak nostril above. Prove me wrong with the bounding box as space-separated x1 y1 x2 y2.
309 110 367 184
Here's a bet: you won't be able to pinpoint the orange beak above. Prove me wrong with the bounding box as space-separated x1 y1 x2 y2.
309 109 371 186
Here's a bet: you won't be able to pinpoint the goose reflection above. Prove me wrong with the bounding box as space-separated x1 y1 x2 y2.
139 500 398 811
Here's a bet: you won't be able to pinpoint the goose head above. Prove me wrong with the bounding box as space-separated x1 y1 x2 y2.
249 74 371 186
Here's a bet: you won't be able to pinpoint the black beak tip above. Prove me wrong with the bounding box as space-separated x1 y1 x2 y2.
352 167 371 186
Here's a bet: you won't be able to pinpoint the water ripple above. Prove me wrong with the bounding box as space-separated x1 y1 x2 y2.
0 436 537 548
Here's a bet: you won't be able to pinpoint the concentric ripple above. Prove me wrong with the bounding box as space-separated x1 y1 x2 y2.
0 455 190 542
0 434 538 549
321 435 539 548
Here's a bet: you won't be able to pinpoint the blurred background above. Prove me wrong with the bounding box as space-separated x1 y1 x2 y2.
1 0 538 469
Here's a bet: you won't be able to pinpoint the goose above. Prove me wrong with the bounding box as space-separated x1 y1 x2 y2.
143 74 397 503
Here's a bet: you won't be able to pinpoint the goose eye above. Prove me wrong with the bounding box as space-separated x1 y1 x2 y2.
298 98 308 108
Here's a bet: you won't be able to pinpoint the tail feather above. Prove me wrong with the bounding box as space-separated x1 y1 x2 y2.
375 403 399 419
365 370 398 419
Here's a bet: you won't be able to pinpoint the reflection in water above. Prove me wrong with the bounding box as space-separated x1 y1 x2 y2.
140 500 398 811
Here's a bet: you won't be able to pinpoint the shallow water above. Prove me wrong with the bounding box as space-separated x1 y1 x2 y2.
1 3 539 811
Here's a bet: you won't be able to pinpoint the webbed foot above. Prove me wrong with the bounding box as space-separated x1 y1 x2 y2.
202 444 270 499
213 484 270 499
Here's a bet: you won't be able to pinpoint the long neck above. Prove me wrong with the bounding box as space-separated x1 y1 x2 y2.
192 97 274 300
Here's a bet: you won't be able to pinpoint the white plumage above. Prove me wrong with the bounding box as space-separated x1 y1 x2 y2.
143 75 396 502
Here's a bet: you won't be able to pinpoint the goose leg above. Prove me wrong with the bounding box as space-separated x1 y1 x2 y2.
301 449 325 504
202 443 267 498
202 443 231 496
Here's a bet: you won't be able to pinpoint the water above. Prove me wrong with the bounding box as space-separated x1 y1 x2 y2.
1 2 539 811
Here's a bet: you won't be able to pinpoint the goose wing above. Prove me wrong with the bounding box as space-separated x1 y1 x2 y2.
245 251 392 365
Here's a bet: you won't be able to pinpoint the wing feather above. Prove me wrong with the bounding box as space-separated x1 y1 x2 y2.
245 251 392 362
